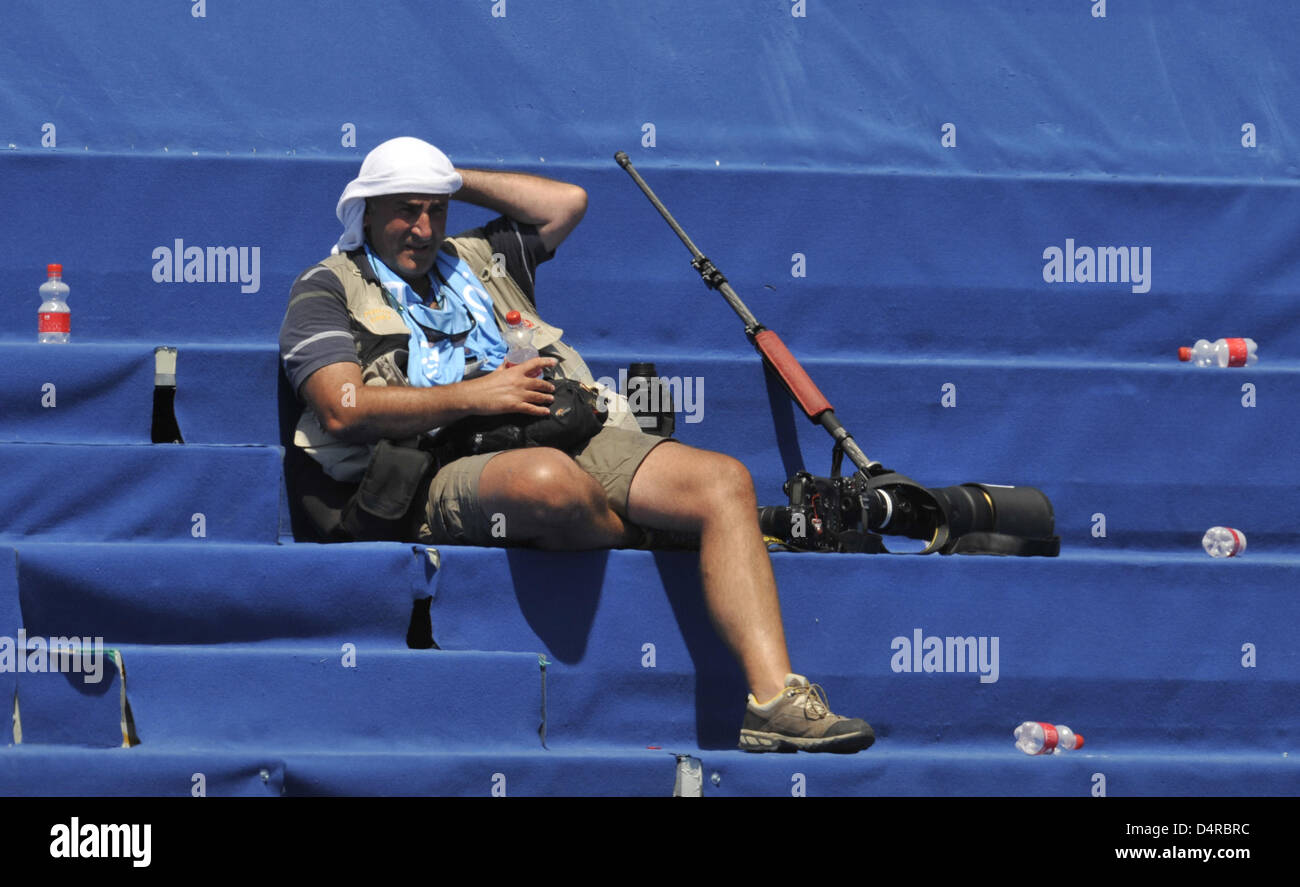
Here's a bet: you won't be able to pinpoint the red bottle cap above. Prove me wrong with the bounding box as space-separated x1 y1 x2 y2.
1177 346 1191 361
47 263 63 277
1072 733 1085 749
505 310 521 325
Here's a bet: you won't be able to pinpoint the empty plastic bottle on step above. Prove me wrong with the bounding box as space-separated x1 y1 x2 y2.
1202 526 1247 558
38 264 70 344
1178 338 1257 367
502 310 541 376
1014 721 1084 755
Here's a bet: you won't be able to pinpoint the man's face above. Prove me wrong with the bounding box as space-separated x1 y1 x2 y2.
364 193 450 284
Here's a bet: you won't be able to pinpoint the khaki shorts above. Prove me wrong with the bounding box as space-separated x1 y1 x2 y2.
417 426 669 545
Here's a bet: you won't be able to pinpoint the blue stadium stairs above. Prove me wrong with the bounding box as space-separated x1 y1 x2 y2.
2 1 1298 798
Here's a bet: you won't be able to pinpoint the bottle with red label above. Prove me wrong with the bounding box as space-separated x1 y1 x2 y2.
1178 338 1257 368
1014 721 1084 755
38 264 70 344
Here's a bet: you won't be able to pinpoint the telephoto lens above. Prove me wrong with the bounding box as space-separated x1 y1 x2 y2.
929 484 1055 540
860 485 942 542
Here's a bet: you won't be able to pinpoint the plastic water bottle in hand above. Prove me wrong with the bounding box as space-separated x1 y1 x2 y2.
1178 338 1257 367
38 263 70 344
502 310 541 376
1202 526 1246 558
1014 721 1084 755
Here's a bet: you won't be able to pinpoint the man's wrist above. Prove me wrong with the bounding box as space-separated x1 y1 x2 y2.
437 377 480 419
451 168 501 208
451 166 585 253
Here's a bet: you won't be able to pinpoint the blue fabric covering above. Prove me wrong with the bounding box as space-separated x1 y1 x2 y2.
0 549 19 721
0 444 284 543
0 342 281 448
3 2 1295 175
0 344 154 443
172 344 283 445
692 748 1298 798
430 548 1300 750
0 747 284 796
280 750 676 798
115 646 542 751
1 745 1291 797
578 356 1299 552
14 542 438 646
0 154 334 345
14 655 122 748
0 549 19 635
4 160 1299 358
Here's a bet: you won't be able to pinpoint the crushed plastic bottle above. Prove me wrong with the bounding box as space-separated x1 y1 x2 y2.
1178 338 1257 368
1202 526 1246 558
1014 721 1084 755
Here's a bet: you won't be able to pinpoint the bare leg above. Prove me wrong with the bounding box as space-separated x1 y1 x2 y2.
474 441 793 700
627 442 792 701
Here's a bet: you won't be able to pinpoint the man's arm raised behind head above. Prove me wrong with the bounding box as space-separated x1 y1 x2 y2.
301 358 558 444
453 168 587 254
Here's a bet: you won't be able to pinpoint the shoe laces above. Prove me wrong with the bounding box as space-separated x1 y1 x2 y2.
788 682 831 720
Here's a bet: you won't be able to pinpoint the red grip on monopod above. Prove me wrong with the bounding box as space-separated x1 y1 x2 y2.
753 330 833 420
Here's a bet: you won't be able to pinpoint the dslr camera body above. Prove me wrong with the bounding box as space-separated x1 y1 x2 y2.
759 466 1059 557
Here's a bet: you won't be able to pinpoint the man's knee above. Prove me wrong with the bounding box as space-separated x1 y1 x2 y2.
483 448 606 524
698 452 757 504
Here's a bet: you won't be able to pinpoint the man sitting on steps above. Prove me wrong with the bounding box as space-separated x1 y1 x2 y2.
279 136 874 753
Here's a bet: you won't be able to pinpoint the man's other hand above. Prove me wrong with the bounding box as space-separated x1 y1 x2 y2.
300 357 555 443
464 357 557 417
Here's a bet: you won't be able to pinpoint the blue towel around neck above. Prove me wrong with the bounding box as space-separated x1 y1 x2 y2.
365 245 508 387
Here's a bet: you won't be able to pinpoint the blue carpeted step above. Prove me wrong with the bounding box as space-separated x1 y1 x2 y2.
0 746 284 796
430 547 742 749
113 645 545 751
582 355 1299 551
171 343 283 446
430 547 1300 749
0 745 677 797
0 344 155 444
17 540 1291 753
684 746 1300 797
561 170 1300 360
5 161 1298 359
13 542 439 646
766 550 1300 751
0 444 285 543
0 549 19 712
279 748 677 797
4 743 1292 797
0 342 285 448
14 645 126 748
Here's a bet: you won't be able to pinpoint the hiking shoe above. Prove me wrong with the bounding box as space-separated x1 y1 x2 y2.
739 674 875 753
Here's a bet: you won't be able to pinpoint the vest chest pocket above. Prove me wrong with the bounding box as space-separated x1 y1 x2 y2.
355 303 410 337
